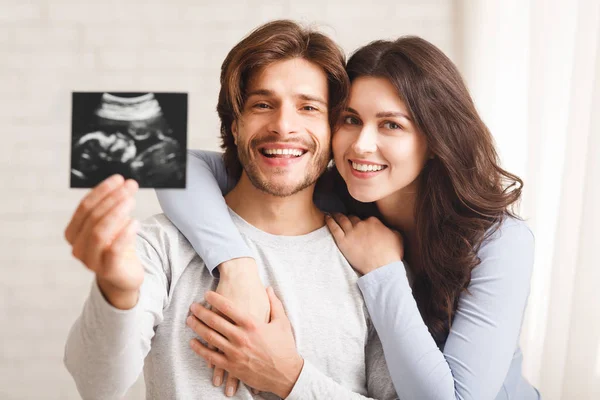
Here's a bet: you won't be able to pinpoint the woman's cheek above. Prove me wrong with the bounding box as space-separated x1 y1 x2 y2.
331 132 347 162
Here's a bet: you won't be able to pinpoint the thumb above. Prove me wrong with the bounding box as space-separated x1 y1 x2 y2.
267 287 286 321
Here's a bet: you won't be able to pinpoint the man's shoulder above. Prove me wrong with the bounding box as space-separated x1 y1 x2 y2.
138 213 182 239
136 213 201 277
140 213 178 231
137 213 194 253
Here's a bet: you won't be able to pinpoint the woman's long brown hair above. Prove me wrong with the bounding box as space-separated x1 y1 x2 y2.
344 37 523 344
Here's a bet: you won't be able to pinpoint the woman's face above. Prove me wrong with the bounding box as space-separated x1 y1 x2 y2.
333 76 431 203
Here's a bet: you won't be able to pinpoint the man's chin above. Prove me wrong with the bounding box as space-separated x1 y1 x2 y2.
262 182 310 197
248 174 313 197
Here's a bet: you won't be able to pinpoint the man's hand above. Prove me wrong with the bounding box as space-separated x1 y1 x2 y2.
208 258 270 396
64 174 143 310
188 288 303 399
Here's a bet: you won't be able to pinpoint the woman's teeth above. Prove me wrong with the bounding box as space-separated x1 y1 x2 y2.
351 162 385 172
262 148 305 157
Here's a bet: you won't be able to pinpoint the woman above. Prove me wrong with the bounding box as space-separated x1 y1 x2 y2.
158 37 539 399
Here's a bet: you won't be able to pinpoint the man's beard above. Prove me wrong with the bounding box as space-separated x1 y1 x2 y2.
237 137 330 197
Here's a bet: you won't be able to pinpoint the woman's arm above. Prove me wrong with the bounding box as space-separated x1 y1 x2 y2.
155 150 254 275
356 218 536 400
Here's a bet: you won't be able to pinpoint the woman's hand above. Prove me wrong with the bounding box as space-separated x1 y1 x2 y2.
187 287 303 398
326 213 404 275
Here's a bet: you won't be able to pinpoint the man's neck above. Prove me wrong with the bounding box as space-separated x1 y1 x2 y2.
225 174 325 236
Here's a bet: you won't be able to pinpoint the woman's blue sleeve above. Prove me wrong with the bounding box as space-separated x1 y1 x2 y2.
356 218 538 400
155 150 254 276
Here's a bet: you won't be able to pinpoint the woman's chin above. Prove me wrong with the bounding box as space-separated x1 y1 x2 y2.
347 185 381 203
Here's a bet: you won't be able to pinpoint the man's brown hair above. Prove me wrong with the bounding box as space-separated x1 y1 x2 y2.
216 20 350 178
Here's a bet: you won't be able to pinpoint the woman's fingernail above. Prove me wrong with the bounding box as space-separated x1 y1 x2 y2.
226 386 234 396
213 376 221 386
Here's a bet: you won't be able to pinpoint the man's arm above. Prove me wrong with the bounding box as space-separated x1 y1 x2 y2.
63 176 169 399
64 253 167 400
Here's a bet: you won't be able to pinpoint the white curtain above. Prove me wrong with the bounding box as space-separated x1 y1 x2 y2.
457 0 600 399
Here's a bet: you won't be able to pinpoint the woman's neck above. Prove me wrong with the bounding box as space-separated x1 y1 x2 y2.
375 186 420 267
375 188 417 235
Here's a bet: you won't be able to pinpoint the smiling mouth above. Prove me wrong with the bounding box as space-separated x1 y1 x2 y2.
349 160 388 172
260 148 307 158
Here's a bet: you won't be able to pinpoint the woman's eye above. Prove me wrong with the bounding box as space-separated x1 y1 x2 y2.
302 105 318 111
383 121 402 130
344 116 360 125
254 103 271 109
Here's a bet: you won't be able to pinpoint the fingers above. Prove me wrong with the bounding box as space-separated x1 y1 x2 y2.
204 291 254 329
189 303 241 344
224 373 239 397
186 314 234 354
65 174 125 244
348 215 361 226
72 194 137 268
325 214 345 240
331 213 353 234
212 363 225 387
207 343 217 369
102 218 139 269
78 179 139 239
190 339 229 370
266 287 286 322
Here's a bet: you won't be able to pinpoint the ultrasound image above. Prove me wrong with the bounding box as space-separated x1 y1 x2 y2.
70 92 187 188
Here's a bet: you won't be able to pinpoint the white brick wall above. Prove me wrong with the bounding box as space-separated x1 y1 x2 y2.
0 0 456 398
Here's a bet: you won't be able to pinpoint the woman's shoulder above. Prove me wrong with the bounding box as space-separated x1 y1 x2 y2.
484 215 534 247
474 215 535 277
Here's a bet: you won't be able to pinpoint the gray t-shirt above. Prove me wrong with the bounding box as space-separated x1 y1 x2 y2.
64 210 397 400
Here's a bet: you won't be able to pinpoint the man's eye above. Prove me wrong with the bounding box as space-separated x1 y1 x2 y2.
302 105 318 111
254 103 271 109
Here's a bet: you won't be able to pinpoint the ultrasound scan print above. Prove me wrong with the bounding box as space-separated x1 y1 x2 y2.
70 92 187 188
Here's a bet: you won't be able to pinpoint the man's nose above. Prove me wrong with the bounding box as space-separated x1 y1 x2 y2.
268 104 300 136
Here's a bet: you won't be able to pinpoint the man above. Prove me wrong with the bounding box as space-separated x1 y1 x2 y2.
64 20 397 399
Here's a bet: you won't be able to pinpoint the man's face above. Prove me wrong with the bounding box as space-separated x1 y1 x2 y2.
233 58 331 197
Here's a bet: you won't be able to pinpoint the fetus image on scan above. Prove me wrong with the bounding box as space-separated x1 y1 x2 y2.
70 92 187 188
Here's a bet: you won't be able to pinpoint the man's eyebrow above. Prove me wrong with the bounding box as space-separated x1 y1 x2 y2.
246 90 327 106
297 94 327 106
246 89 273 98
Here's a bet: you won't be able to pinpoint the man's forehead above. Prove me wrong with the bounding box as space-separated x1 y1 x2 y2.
246 58 328 101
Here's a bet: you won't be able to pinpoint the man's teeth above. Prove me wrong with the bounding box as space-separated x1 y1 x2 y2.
352 162 385 172
263 148 304 157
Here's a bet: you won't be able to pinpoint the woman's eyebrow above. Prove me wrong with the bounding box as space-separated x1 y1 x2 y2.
376 111 412 121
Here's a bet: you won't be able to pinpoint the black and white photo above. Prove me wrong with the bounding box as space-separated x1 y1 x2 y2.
70 92 187 188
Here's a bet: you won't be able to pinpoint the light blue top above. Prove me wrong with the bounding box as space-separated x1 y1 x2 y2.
156 150 541 400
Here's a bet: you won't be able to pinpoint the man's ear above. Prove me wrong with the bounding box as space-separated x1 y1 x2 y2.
231 121 238 145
